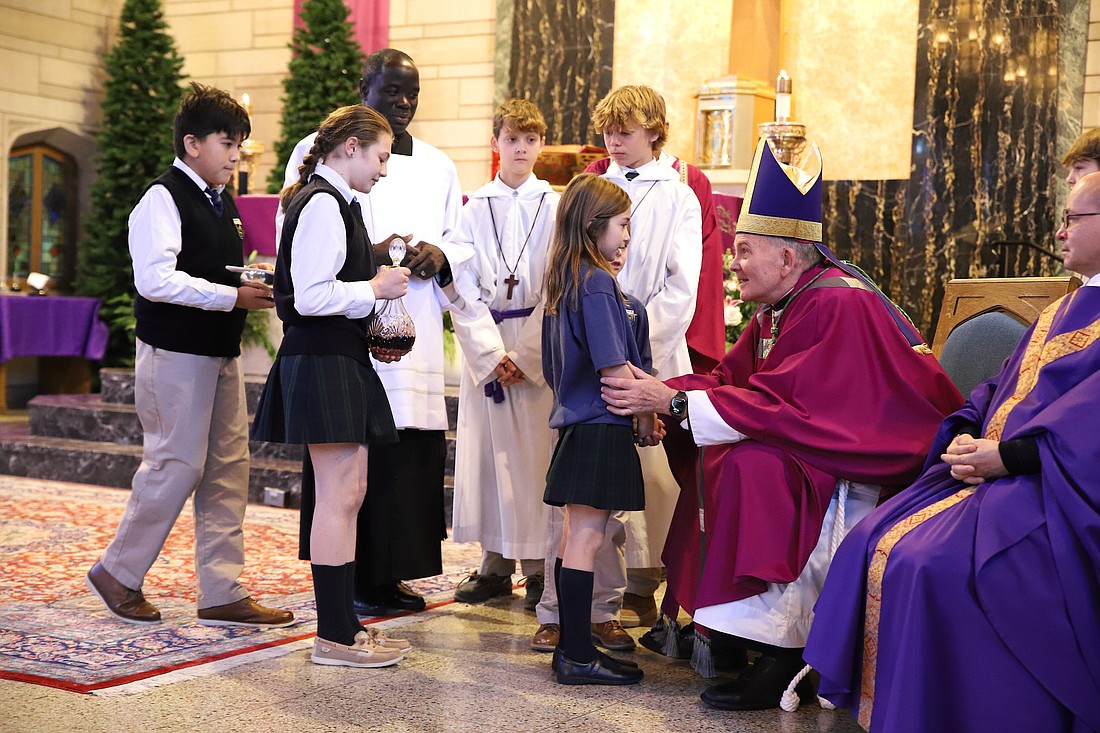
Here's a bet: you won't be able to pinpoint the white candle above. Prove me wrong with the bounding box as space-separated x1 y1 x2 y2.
775 70 792 122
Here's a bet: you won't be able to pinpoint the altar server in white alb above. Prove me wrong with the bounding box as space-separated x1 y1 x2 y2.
533 85 702 652
283 48 473 616
449 100 560 610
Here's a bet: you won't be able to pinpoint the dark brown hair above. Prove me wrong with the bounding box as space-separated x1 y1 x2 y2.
543 174 631 316
173 82 250 158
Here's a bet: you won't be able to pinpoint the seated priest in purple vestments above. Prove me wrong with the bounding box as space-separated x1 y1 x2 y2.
803 172 1100 733
600 137 963 711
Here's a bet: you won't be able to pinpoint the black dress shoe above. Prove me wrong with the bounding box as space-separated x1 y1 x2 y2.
352 596 389 617
353 582 425 616
552 647 639 675
555 650 643 686
700 653 810 711
386 581 426 611
639 620 694 659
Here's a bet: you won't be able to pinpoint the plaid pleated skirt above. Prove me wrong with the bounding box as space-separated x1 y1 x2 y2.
251 353 398 446
544 422 645 511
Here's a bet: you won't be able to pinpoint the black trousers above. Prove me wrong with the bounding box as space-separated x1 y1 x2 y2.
297 428 446 587
355 428 446 589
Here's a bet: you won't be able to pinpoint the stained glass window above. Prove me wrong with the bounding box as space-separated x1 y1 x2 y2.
7 154 32 282
6 145 76 291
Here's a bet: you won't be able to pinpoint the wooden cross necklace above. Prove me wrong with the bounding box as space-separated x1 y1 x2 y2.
487 192 546 299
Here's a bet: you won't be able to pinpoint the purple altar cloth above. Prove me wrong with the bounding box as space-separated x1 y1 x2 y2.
0 295 109 363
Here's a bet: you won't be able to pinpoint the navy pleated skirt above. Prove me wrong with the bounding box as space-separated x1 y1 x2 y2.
544 422 645 511
251 353 397 446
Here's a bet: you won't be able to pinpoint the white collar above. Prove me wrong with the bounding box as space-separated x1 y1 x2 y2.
310 163 355 203
606 156 677 183
657 150 682 169
1083 272 1100 288
471 173 553 200
173 158 221 192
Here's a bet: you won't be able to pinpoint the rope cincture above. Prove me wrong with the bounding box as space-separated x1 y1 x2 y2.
779 480 849 713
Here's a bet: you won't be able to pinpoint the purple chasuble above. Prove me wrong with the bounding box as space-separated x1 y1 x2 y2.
660 266 961 616
805 287 1100 732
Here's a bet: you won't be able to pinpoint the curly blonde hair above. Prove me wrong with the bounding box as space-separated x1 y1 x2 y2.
591 85 668 153
492 98 547 138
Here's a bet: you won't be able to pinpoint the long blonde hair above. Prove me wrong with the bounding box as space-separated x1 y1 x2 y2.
279 105 393 211
543 174 631 316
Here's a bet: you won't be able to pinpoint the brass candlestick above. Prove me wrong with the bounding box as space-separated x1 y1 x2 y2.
237 93 263 195
238 138 263 196
758 70 806 165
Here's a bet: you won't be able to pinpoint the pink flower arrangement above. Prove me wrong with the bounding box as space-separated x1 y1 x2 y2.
722 250 756 346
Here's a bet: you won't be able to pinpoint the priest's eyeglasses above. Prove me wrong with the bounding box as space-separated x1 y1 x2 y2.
1061 210 1100 229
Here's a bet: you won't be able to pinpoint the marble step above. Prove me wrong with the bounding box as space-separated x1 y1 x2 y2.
0 421 303 506
0 421 455 523
29 393 304 462
29 393 459 478
99 367 461 431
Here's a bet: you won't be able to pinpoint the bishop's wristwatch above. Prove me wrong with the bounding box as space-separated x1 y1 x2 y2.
669 391 688 420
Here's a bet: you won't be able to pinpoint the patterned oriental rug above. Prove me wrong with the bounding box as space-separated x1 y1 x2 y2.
0 476 482 695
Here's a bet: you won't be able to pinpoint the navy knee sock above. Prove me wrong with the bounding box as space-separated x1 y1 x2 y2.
342 562 366 634
553 557 564 637
558 567 596 663
312 563 357 645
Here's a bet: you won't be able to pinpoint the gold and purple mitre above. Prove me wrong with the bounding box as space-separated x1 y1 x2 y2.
736 136 823 243
737 136 930 350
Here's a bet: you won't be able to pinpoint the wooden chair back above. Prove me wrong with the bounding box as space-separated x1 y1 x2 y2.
931 276 1082 359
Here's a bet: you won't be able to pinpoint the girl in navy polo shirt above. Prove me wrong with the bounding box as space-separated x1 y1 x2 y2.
541 174 663 685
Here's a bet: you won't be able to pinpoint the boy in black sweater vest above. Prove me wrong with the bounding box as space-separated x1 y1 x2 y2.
86 83 292 629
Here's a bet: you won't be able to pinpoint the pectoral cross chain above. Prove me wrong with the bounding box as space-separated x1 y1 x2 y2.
488 193 546 301
504 273 519 300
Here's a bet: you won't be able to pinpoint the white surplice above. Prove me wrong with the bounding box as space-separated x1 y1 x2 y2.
603 157 702 568
283 132 473 431
449 174 559 560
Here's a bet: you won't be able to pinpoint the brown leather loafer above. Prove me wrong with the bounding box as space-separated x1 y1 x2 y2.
591 619 635 651
197 596 294 628
531 623 559 652
620 592 659 628
86 560 161 625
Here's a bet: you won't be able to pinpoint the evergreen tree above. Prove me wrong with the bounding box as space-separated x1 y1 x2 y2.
74 0 184 366
266 0 364 192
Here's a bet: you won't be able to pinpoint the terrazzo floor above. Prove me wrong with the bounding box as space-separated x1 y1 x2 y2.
0 594 865 733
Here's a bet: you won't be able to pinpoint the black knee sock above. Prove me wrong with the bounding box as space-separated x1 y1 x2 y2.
559 567 596 663
312 563 357 645
553 557 564 637
342 562 366 634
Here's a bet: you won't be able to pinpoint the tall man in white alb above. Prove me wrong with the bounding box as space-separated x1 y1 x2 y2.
282 49 471 614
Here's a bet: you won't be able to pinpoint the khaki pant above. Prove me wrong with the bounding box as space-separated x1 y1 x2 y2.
102 340 250 609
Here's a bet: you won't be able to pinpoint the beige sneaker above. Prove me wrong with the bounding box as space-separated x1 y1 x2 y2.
312 635 404 668
356 628 412 654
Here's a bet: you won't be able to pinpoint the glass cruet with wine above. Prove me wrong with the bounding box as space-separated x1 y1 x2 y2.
366 235 416 360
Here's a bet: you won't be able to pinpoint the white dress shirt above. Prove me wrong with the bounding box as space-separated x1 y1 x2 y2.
287 164 376 319
128 159 238 312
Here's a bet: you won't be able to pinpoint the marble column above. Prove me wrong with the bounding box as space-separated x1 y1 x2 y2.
494 0 614 145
